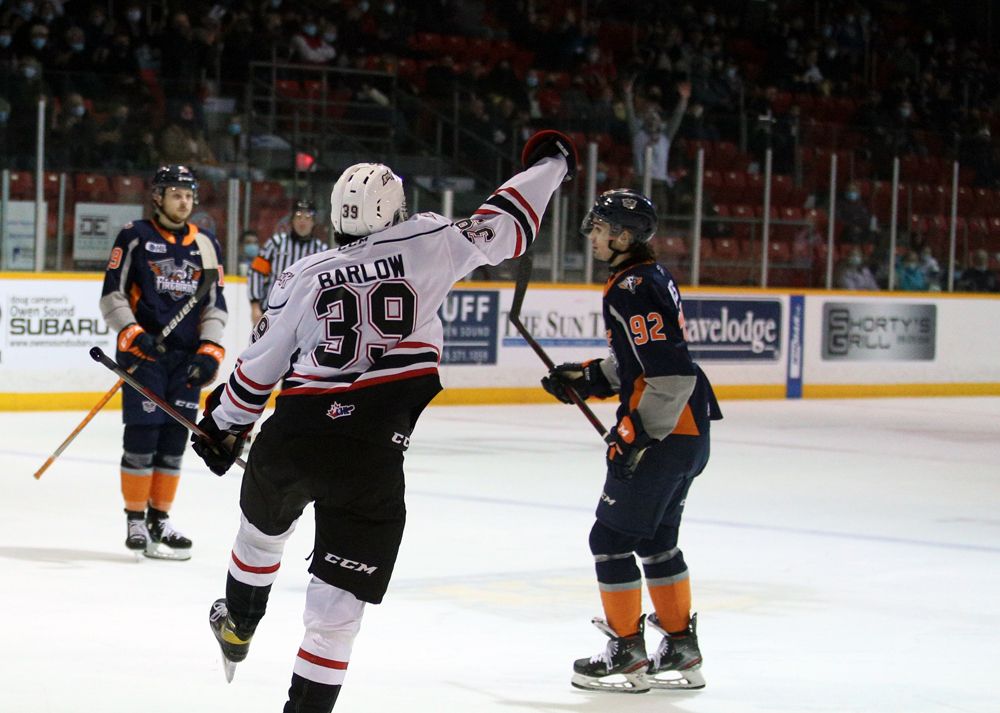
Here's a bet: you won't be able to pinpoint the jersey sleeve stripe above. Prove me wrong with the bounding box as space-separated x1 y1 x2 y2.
235 362 277 392
224 382 267 414
498 186 540 233
283 366 439 395
484 194 535 248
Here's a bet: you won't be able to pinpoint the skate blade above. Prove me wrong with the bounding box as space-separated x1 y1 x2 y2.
143 541 192 561
647 667 705 690
571 672 650 694
221 657 237 683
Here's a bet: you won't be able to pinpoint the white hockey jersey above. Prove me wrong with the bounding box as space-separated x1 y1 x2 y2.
212 155 567 447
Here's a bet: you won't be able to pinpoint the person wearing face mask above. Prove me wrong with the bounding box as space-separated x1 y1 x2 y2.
19 22 53 66
836 246 879 290
247 198 328 324
837 181 876 247
956 249 999 292
290 16 335 65
49 90 97 168
161 101 218 168
237 229 260 277
896 250 929 291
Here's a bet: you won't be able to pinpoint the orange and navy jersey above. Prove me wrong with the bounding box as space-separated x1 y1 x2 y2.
603 258 721 439
99 219 227 351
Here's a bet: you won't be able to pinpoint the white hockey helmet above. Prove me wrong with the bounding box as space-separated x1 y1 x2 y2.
330 162 407 242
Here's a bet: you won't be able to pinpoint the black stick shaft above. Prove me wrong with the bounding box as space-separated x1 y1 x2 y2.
89 347 247 469
509 256 613 444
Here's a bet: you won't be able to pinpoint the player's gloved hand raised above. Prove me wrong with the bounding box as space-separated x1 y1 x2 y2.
606 412 656 481
541 360 613 404
117 323 165 369
185 341 225 388
521 129 578 182
191 384 250 476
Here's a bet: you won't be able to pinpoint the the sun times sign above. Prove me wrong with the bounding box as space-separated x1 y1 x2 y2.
822 302 936 360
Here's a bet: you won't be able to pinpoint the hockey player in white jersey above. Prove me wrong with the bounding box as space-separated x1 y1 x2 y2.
191 130 577 711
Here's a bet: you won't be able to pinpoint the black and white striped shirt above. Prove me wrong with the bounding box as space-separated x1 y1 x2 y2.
247 231 328 307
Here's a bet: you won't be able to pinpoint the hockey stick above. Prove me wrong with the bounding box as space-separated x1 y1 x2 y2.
509 254 613 444
33 236 221 479
89 347 247 470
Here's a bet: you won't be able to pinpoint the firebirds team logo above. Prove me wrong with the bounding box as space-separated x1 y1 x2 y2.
326 402 355 420
618 275 643 293
148 259 201 301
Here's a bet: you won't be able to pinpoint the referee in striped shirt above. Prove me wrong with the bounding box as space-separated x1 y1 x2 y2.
248 199 328 323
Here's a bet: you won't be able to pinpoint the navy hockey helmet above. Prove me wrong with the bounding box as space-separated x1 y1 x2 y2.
292 198 317 215
581 189 657 244
152 164 199 205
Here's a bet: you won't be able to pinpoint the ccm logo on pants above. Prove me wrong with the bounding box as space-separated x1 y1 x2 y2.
324 553 378 574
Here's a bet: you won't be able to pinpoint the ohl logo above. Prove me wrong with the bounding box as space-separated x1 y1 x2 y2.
148 259 201 301
326 402 355 421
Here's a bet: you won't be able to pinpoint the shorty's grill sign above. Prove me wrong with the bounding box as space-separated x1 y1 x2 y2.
822 303 936 360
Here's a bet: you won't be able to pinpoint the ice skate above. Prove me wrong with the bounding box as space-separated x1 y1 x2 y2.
144 510 192 561
124 512 148 560
571 616 650 693
209 598 252 683
646 612 705 690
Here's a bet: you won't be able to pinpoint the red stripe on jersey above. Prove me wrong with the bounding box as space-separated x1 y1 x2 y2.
499 187 540 233
235 363 276 392
283 367 439 395
473 208 500 216
396 341 441 357
224 384 267 414
231 551 280 574
514 223 524 257
297 648 348 670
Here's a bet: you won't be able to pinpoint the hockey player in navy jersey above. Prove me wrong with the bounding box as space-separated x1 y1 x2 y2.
190 131 577 710
100 165 227 560
541 189 722 693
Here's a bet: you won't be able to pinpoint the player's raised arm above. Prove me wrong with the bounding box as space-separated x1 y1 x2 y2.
458 130 578 265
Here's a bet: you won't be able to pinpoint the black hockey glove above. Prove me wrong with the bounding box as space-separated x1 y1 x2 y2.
191 384 250 476
116 324 165 369
541 359 614 404
185 341 225 388
521 129 578 182
606 411 656 481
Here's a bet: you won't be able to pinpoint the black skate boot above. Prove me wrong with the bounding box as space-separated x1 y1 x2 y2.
145 507 192 561
124 510 148 555
209 598 253 683
571 615 649 693
646 612 705 690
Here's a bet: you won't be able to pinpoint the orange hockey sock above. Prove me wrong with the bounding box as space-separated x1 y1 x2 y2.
647 577 692 634
149 471 180 512
599 586 643 637
120 471 152 512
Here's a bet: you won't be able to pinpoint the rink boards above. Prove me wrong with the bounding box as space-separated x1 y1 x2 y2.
1 272 998 410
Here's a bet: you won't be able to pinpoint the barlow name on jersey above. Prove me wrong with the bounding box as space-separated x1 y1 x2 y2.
318 254 405 287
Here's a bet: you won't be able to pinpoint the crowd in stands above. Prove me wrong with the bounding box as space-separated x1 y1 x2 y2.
1 0 999 289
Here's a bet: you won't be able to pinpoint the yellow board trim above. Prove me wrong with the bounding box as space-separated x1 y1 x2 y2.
3 382 1000 411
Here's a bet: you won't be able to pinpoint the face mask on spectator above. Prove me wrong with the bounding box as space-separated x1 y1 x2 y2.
128 9 142 23
358 0 370 12
846 190 859 201
0 35 11 48
384 2 396 14
726 66 737 79
243 243 259 259
595 169 607 183
0 111 9 124
269 0 281 7
228 122 241 135
526 74 538 88
302 23 317 36
71 104 85 117
20 1 34 16
70 42 85 52
821 24 832 38
848 254 862 267
23 65 38 78
826 48 837 59
324 31 337 43
899 106 911 119
31 37 46 49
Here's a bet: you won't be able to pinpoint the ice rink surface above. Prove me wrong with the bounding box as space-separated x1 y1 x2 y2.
2 396 999 713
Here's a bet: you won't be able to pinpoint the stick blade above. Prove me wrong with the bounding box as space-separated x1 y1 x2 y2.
510 254 534 322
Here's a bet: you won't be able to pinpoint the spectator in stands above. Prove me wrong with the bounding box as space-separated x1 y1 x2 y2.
7 56 47 167
19 22 53 68
158 11 211 109
836 246 879 291
917 242 942 291
624 77 690 213
290 16 335 65
678 102 720 142
49 91 97 169
896 250 929 291
838 181 876 246
956 249 998 292
50 25 96 95
160 101 219 171
238 229 260 277
0 25 16 79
